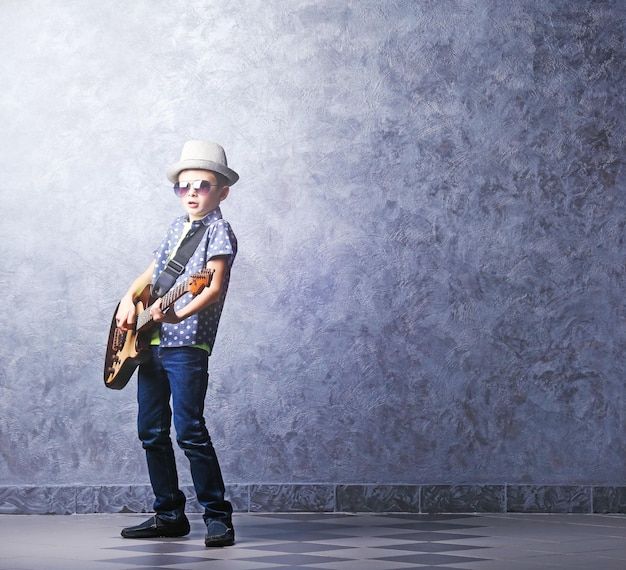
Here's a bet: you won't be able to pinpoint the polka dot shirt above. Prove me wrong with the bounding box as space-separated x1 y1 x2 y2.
151 207 237 353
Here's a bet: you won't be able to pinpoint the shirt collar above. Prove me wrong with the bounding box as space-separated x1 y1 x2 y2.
186 207 223 227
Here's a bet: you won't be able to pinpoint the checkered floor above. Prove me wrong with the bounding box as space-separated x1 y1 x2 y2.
0 512 625 569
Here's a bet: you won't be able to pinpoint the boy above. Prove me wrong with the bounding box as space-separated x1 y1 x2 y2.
115 140 238 547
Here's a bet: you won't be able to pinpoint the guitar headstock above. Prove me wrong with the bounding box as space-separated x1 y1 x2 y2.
187 268 214 295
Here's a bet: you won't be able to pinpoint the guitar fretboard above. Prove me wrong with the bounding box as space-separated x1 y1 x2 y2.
135 268 213 332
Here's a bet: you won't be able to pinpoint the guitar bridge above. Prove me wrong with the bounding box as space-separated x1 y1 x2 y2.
112 329 126 352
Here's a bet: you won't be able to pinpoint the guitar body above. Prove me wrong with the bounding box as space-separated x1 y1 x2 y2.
104 286 153 390
104 268 214 390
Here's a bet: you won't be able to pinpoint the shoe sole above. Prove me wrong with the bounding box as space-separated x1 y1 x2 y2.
122 529 190 538
205 534 235 547
205 539 235 547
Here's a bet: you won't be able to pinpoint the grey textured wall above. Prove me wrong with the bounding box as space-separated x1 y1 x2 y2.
0 0 625 511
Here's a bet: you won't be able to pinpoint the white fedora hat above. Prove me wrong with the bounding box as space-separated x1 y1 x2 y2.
166 140 239 185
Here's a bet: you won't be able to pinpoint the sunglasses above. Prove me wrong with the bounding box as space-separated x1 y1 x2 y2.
173 180 216 197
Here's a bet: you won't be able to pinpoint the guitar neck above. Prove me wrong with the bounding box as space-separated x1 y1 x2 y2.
136 280 189 332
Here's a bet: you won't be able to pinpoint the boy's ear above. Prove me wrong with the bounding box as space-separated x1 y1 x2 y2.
220 186 230 201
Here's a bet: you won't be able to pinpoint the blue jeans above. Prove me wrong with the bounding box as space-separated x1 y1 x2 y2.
137 346 232 523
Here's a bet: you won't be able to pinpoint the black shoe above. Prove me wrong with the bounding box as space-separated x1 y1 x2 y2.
121 515 190 538
204 520 235 547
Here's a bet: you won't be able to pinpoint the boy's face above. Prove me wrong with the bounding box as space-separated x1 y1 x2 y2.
177 169 229 221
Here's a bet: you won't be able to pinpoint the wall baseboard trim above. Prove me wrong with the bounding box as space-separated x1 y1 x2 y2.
0 484 624 515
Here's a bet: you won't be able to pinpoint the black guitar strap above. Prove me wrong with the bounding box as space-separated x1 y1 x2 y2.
152 222 209 298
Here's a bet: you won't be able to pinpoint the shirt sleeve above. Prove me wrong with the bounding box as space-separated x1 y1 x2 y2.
207 218 237 260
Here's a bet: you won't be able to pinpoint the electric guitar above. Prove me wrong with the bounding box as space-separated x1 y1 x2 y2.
103 268 214 390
